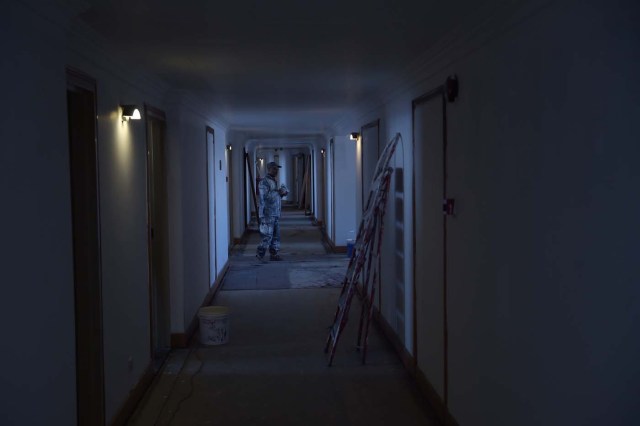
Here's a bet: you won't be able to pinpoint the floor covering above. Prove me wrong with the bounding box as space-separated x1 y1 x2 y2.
127 208 440 426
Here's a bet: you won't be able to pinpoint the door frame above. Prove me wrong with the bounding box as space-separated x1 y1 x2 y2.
227 145 233 250
243 147 248 229
321 147 327 225
66 67 105 426
144 103 170 363
411 84 449 408
311 150 315 216
330 138 335 243
360 119 381 211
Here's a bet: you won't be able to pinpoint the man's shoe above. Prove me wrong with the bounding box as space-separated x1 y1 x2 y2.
270 254 283 261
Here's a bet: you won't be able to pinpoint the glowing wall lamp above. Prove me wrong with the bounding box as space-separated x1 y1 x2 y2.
320 148 325 156
349 132 360 141
121 105 141 122
226 144 232 151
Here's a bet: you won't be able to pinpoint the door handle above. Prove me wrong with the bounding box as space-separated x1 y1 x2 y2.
443 198 455 216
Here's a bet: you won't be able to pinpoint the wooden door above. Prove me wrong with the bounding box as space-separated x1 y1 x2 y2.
146 106 170 364
66 68 105 426
330 139 335 242
413 88 448 404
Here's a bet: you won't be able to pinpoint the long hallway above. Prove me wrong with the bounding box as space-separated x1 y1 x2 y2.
127 208 438 425
5 2 639 424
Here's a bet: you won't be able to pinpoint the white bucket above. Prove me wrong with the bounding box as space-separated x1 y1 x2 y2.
198 306 230 345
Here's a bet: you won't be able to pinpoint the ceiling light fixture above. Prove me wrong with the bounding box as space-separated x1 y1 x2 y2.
121 105 141 122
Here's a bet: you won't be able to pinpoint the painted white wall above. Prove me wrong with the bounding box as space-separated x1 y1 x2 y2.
0 4 76 425
337 0 640 424
1 3 167 422
443 2 639 423
0 3 231 424
69 31 231 426
6 1 638 425
354 135 363 225
166 106 229 334
84 63 154 424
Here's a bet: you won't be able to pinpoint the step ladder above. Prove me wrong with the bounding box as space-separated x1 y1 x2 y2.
324 133 402 366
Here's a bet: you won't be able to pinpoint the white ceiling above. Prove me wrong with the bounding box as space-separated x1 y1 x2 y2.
63 0 493 135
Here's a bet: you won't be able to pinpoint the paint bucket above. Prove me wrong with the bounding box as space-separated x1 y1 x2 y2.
346 239 355 258
198 306 230 345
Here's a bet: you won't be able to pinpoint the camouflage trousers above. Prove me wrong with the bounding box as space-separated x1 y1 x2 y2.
256 216 280 257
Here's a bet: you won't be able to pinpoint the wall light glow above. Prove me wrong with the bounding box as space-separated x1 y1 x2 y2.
115 110 135 171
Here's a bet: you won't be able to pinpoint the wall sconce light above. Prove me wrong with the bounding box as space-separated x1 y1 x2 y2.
121 105 141 122
226 144 232 151
350 132 360 141
320 148 325 156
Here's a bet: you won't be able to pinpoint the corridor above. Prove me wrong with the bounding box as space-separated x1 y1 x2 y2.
127 208 437 426
4 1 639 425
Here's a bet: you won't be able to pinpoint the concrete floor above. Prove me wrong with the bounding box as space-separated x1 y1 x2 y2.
127 208 440 426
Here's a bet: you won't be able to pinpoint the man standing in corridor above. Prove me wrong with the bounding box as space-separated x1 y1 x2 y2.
256 161 288 261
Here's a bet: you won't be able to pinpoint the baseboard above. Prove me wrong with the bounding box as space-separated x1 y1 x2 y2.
414 366 459 426
170 332 188 348
109 363 155 426
371 307 459 426
112 261 231 424
171 260 230 348
371 308 414 371
325 236 347 253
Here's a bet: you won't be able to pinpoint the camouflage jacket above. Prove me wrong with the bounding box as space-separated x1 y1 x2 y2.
258 175 282 218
